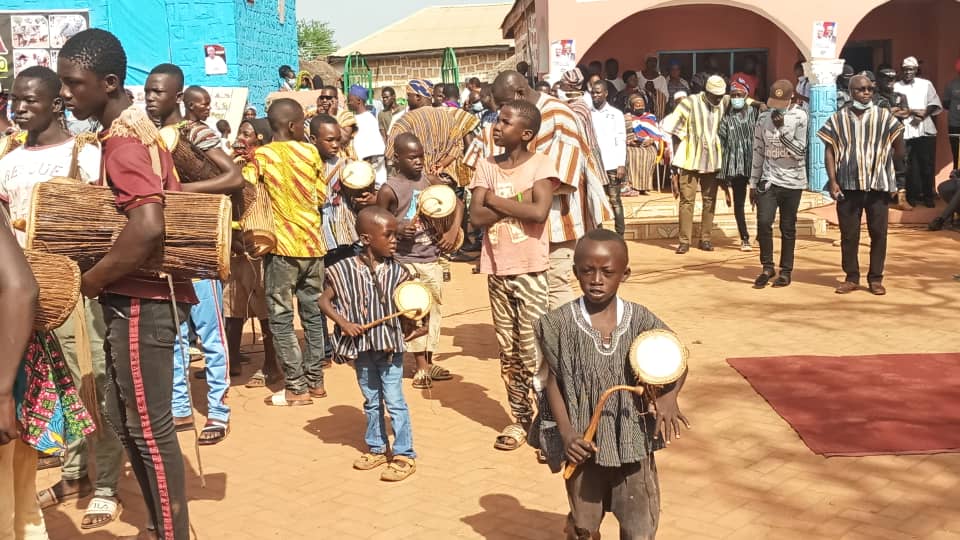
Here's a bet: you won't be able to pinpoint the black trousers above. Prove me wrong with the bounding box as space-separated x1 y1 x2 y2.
949 125 960 171
728 176 750 242
101 295 192 540
905 136 937 203
937 178 960 221
756 185 802 274
837 190 889 284
605 171 625 237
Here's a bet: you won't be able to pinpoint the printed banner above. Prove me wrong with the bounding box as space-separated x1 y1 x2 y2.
0 11 89 90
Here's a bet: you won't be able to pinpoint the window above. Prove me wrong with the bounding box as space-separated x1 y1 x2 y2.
658 48 769 99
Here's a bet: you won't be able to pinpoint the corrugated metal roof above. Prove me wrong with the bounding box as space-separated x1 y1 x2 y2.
330 3 514 58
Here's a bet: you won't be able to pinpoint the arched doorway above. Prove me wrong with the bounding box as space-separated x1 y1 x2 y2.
581 4 805 99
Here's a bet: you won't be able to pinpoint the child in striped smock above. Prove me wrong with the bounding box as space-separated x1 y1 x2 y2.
536 229 690 539
318 206 427 483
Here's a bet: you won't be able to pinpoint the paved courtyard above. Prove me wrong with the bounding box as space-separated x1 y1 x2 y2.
41 226 960 539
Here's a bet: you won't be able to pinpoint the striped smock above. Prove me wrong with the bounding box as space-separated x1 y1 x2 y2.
817 105 904 192
324 255 411 362
535 299 670 467
661 93 728 174
717 106 759 180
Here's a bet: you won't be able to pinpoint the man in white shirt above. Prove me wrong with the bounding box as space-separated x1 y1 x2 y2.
895 56 942 208
589 80 627 236
204 46 227 75
347 84 387 187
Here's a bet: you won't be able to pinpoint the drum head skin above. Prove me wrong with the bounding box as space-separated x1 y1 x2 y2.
419 185 457 218
394 281 432 320
159 126 179 151
629 329 688 385
341 160 376 190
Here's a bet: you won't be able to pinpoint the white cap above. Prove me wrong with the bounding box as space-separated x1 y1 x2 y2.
902 56 919 68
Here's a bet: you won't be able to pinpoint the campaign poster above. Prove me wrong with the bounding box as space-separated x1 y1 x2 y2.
812 21 838 59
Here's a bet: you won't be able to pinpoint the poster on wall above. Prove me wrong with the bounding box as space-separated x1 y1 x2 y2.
548 39 576 83
812 21 838 59
0 11 89 90
204 44 227 75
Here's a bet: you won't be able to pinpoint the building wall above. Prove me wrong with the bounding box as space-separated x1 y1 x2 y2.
332 49 514 92
234 0 298 113
582 5 802 85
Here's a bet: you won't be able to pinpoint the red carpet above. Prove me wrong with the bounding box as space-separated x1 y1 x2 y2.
727 353 960 457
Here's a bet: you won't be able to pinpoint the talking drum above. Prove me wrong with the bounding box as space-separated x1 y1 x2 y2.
339 160 376 201
629 329 688 386
239 181 276 257
25 250 80 331
360 280 433 331
25 182 232 281
417 184 460 252
562 329 687 480
159 125 222 183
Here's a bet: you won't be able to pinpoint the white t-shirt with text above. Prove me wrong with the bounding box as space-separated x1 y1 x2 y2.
0 137 100 246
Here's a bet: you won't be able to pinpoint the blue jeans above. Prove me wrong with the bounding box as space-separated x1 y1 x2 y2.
264 255 325 394
354 351 415 458
172 279 231 423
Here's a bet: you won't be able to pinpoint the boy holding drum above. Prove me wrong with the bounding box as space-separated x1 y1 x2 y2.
535 228 690 539
318 206 426 482
377 132 461 389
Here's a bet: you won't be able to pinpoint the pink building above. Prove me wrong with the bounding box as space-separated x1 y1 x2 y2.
502 0 960 188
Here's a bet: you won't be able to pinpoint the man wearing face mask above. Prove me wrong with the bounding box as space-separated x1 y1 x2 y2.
662 75 730 254
895 56 942 208
749 80 808 288
820 75 905 296
717 79 759 251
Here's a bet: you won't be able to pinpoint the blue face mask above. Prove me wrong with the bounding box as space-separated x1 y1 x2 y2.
731 97 746 110
852 100 872 111
471 101 484 113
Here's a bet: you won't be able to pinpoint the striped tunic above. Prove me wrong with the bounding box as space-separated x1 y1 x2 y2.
535 94 611 242
254 141 327 258
385 107 479 186
320 157 359 251
817 105 904 192
717 106 759 180
325 255 411 361
661 93 728 173
535 299 668 467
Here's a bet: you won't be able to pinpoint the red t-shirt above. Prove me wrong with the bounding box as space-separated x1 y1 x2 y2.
98 133 197 304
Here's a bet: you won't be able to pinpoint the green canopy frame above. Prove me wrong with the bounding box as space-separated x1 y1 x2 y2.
343 51 374 104
441 47 460 86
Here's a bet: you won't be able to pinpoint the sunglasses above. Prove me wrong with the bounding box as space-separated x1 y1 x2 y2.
317 96 336 101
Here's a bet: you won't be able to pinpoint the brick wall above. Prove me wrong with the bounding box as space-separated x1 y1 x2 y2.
333 49 514 92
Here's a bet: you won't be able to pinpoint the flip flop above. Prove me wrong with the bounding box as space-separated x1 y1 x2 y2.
427 364 452 381
244 371 266 388
494 423 527 451
37 477 92 509
264 391 313 407
198 420 230 446
81 496 122 529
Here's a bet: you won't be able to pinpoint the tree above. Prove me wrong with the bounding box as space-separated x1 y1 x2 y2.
298 19 337 58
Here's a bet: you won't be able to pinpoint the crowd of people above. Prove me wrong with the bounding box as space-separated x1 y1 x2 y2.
0 25 956 540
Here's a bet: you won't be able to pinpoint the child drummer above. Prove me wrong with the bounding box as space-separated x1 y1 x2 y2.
318 206 426 482
377 132 461 389
536 228 690 539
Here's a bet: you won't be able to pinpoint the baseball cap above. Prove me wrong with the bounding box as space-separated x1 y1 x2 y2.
767 80 794 109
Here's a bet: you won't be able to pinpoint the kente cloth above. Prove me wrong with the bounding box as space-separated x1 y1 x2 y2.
386 107 479 185
17 331 95 454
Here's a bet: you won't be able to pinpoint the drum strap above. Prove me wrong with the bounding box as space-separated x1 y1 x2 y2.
67 133 100 181
73 300 103 437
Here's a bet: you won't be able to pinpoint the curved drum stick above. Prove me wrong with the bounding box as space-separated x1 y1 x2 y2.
562 385 645 480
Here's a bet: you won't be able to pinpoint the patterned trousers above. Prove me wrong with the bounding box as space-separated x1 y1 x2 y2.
487 272 548 425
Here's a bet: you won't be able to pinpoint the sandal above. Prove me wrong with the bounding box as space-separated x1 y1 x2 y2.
37 477 92 509
494 423 527 451
412 369 432 389
380 456 416 482
427 364 452 381
198 420 230 446
264 391 313 407
81 496 122 529
353 453 388 471
244 370 266 388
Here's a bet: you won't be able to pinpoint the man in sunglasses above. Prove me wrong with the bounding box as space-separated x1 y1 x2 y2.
316 85 339 116
818 75 906 296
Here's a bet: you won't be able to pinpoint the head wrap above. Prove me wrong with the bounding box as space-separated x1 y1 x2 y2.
405 79 434 98
337 110 357 128
241 118 273 145
902 56 919 68
730 77 750 95
673 90 688 100
705 75 726 96
348 84 368 101
561 68 584 88
245 106 256 115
